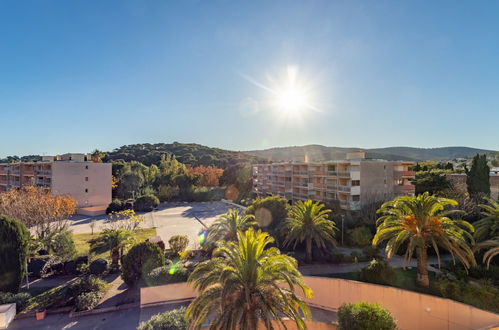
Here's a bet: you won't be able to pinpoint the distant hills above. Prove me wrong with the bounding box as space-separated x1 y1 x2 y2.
2 143 495 166
244 145 497 162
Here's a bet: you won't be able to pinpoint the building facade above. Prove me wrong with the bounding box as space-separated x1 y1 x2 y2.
0 153 112 215
252 152 415 211
446 171 499 200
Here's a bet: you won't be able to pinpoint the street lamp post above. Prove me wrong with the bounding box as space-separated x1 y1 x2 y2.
341 214 345 246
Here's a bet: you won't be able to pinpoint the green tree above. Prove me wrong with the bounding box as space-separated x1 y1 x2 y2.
91 228 134 266
121 241 165 286
412 170 451 195
207 209 256 243
0 216 30 293
284 200 337 263
186 228 312 329
473 197 499 242
246 196 289 237
373 192 476 288
466 154 490 197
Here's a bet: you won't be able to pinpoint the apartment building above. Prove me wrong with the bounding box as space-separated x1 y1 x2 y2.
252 151 415 211
0 153 112 215
446 170 499 200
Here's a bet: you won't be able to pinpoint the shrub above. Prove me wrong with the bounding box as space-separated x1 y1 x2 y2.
122 241 166 286
359 259 397 286
338 302 396 330
245 196 289 230
436 279 499 313
0 292 31 312
134 194 160 212
89 258 108 275
28 256 51 277
137 307 187 330
51 230 77 261
145 265 190 286
157 185 179 202
362 246 381 260
106 199 126 214
75 291 103 311
349 226 373 247
168 235 189 255
0 216 30 293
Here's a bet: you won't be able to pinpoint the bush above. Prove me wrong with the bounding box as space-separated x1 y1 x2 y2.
359 259 397 286
137 307 187 330
122 241 166 286
157 185 179 202
436 279 499 313
0 216 30 293
89 258 108 275
245 196 289 242
338 302 396 330
28 256 51 277
168 235 189 255
75 291 103 311
106 199 126 214
0 292 31 312
51 230 77 261
145 265 190 286
362 246 381 260
134 194 160 212
349 226 373 247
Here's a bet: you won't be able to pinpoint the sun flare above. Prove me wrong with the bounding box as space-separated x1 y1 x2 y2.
276 87 308 114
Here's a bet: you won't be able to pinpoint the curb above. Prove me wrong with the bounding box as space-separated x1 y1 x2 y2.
69 302 139 318
221 199 246 210
15 307 72 320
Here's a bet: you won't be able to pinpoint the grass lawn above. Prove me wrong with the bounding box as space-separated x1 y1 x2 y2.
73 228 157 260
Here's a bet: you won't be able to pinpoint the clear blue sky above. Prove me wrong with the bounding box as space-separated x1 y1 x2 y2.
1 0 498 157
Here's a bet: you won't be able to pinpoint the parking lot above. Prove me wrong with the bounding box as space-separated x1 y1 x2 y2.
67 201 243 248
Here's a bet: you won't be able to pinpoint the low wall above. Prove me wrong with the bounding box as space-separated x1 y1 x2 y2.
140 277 499 330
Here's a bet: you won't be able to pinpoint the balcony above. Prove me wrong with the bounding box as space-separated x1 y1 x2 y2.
337 171 350 177
394 170 416 179
309 170 325 176
311 183 326 190
338 185 351 192
294 182 308 188
327 170 338 176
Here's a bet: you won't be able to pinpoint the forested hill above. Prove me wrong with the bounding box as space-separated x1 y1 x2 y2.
244 145 496 162
104 142 261 168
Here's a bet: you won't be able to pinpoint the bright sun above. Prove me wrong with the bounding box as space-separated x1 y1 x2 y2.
276 87 308 114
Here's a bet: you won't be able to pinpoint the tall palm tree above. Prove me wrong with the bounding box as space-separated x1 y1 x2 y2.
373 192 476 288
284 200 337 263
91 228 134 266
206 209 256 243
186 228 312 330
474 197 499 242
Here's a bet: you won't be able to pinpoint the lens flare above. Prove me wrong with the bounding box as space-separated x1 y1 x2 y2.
198 231 207 245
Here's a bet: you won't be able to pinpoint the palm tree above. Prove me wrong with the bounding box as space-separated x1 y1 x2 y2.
186 228 312 330
284 200 337 263
91 228 134 266
474 197 499 242
475 237 499 268
206 209 256 243
373 192 476 288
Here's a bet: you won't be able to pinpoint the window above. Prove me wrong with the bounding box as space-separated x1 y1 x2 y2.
85 188 88 193
384 165 386 170
85 165 88 169
351 180 360 186
85 177 88 181
395 179 403 185
352 195 360 201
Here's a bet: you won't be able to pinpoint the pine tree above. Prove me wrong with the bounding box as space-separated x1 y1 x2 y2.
466 154 490 197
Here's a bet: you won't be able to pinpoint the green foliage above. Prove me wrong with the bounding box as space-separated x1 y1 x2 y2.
186 228 312 330
145 265 190 286
168 235 189 255
466 154 491 197
51 230 77 261
338 302 396 330
349 226 373 247
474 197 499 242
436 279 499 313
412 170 452 195
121 241 166 286
75 291 103 311
89 258 108 275
137 307 188 330
0 292 31 312
359 259 397 286
157 185 179 202
245 195 289 242
91 228 134 266
219 163 253 201
284 200 337 263
106 199 127 214
0 216 30 293
134 194 160 212
207 209 256 243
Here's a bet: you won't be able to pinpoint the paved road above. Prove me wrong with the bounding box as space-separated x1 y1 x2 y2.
67 202 236 249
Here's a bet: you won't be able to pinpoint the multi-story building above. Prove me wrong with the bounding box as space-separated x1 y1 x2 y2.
0 153 112 215
446 170 499 200
252 151 415 211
